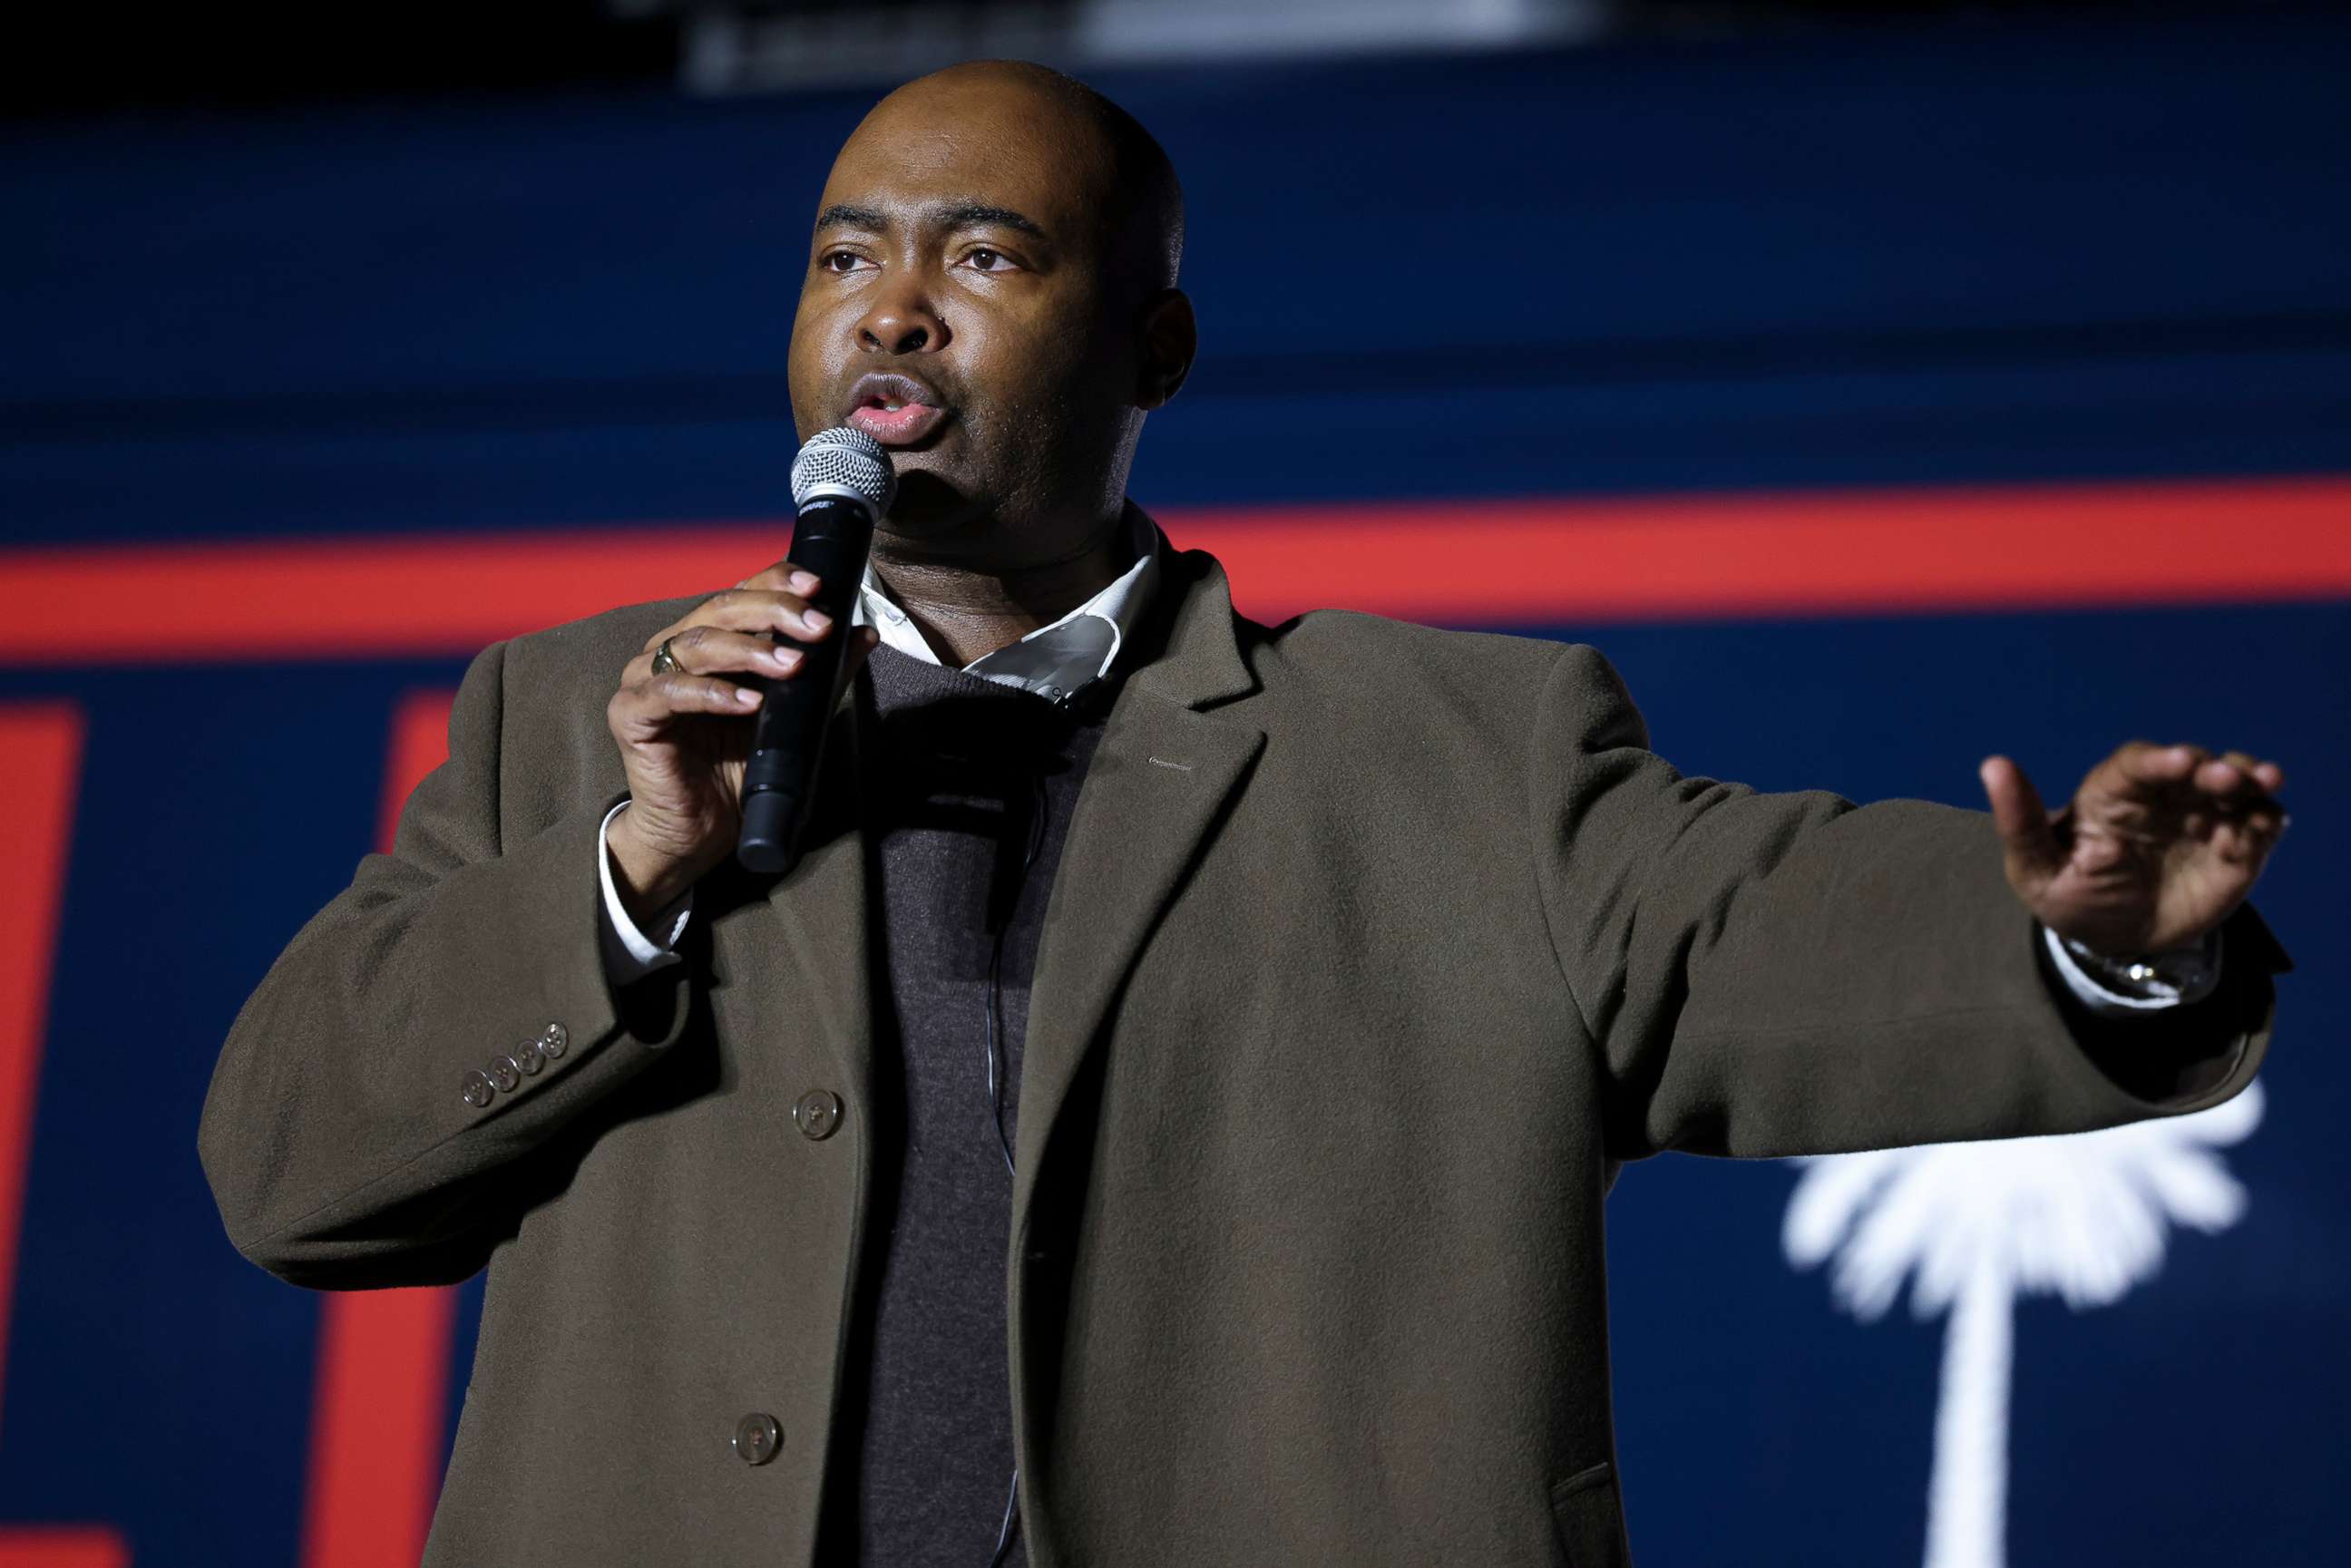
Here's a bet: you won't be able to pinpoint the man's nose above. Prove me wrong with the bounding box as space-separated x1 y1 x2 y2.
856 281 945 355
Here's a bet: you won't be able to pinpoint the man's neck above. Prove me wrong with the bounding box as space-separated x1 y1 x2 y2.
869 508 1137 667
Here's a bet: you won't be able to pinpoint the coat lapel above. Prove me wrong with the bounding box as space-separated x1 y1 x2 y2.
1010 542 1263 1222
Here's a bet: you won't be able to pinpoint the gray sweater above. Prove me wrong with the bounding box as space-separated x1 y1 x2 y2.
821 647 1108 1566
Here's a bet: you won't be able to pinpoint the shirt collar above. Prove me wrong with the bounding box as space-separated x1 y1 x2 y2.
851 505 1160 705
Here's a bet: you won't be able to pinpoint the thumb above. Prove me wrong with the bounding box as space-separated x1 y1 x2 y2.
1980 755 2066 889
845 624 881 681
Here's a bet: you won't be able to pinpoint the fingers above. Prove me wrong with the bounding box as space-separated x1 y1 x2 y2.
2196 748 2285 800
643 578 837 654
2088 739 2289 881
2202 748 2289 866
609 671 766 733
624 624 804 687
2110 740 2204 787
2110 741 2284 803
1979 755 2066 884
737 561 822 595
2210 803 2289 867
2102 739 2284 812
612 589 876 736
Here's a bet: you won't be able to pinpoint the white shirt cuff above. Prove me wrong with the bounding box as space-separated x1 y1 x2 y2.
599 800 692 982
2042 923 2223 1018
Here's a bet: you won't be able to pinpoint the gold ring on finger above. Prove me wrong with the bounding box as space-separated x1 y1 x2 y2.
649 637 682 676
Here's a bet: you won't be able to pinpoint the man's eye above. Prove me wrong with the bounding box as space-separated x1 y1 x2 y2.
961 248 1010 273
819 251 868 273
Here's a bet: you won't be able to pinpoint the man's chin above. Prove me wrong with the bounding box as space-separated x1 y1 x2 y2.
875 469 996 546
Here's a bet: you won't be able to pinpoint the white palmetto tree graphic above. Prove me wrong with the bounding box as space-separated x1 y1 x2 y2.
1782 1081 2263 1568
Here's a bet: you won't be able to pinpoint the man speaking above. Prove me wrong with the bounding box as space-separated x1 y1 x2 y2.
200 61 2291 1568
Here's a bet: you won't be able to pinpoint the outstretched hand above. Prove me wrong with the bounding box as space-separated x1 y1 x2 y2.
1980 744 2288 958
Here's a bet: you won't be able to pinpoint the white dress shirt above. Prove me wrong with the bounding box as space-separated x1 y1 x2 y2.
596 520 2211 1015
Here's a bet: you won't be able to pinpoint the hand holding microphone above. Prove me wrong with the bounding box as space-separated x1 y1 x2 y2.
604 428 895 915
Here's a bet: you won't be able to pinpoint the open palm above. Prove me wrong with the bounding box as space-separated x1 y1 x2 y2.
1980 742 2286 955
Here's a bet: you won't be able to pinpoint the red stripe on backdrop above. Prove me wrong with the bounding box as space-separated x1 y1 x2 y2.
0 706 83 1434
0 475 2346 664
0 1530 129 1568
1188 476 2351 624
376 691 459 855
0 707 128 1563
298 691 462 1568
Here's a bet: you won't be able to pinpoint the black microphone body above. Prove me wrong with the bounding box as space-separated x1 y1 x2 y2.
736 431 893 874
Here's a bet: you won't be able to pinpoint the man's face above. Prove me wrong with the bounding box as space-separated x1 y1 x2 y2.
787 74 1144 564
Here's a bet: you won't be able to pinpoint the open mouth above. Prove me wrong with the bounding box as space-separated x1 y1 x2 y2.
843 374 950 446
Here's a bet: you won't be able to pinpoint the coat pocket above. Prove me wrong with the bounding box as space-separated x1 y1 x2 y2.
1548 1461 1629 1568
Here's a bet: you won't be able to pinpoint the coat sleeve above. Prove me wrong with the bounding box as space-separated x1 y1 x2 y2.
198 639 694 1287
1527 642 2288 1164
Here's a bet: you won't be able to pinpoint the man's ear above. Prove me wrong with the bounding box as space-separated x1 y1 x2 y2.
1134 287 1196 411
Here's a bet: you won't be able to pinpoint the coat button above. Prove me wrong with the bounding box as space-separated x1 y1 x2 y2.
540 1021 569 1060
460 1070 493 1109
792 1090 844 1141
733 1412 782 1466
512 1037 545 1075
489 1056 522 1094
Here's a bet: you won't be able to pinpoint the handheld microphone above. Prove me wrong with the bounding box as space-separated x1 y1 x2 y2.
736 426 896 875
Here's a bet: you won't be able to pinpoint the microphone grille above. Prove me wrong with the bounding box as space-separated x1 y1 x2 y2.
790 425 896 516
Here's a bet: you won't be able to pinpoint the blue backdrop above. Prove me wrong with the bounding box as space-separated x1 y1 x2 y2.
2 8 2345 1564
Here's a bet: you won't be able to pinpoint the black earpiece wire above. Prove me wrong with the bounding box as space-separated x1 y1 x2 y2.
982 765 1049 1565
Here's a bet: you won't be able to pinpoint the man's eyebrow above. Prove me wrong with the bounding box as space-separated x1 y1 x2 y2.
932 202 1048 239
813 202 887 231
810 200 1049 239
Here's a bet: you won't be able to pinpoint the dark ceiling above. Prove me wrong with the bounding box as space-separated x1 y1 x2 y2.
4 0 2329 120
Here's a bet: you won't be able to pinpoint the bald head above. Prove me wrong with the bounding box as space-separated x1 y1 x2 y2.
857 60 1185 298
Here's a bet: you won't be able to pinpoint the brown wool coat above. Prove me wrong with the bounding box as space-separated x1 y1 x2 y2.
200 541 2286 1567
